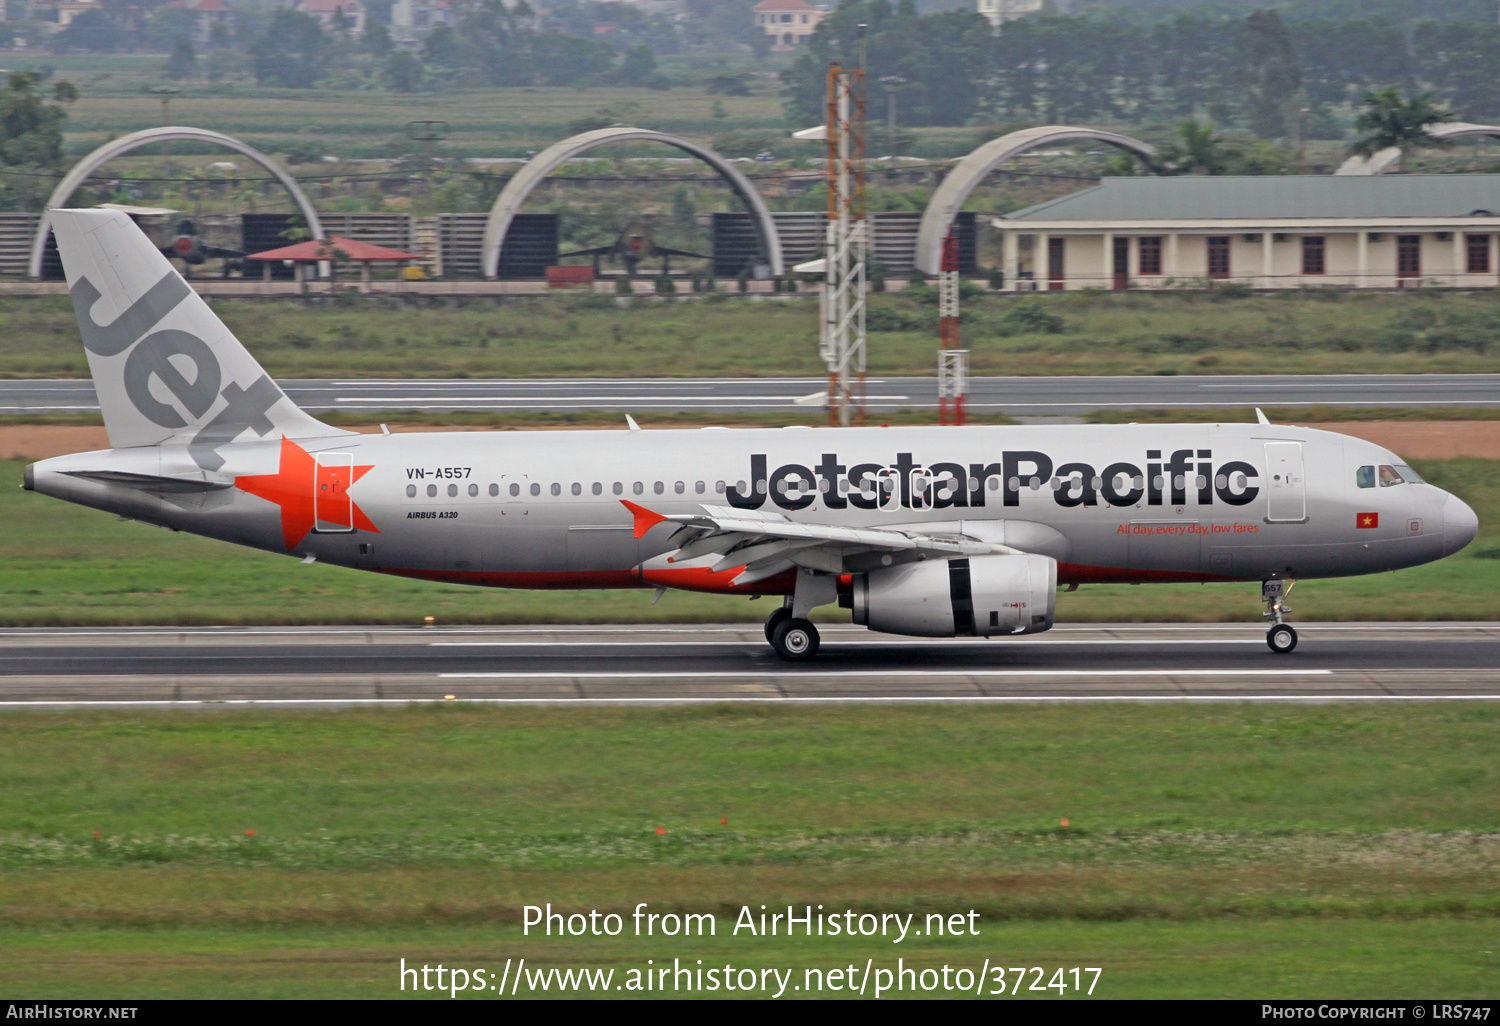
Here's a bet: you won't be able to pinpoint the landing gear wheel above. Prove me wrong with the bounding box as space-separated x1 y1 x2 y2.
1267 623 1298 654
771 618 820 661
764 606 793 644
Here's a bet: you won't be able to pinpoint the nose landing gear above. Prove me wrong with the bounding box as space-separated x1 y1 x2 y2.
1262 579 1298 653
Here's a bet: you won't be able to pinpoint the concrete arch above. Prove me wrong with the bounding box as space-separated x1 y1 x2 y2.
1336 123 1500 176
482 126 783 279
30 126 324 278
914 126 1155 275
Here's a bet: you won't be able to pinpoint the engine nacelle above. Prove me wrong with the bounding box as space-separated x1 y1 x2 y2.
851 553 1056 638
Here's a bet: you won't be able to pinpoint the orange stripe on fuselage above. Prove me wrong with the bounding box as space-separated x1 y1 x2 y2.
371 565 799 595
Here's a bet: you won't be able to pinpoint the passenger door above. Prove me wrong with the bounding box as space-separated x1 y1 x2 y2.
1264 442 1307 523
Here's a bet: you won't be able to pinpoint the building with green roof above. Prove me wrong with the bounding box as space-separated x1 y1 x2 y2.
996 174 1500 291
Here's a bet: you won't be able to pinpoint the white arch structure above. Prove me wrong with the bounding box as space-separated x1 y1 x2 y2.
482 126 783 279
30 126 325 279
1335 123 1500 176
913 126 1155 276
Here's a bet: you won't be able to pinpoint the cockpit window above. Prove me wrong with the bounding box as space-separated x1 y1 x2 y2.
1393 463 1425 485
1356 466 1375 489
1378 465 1405 487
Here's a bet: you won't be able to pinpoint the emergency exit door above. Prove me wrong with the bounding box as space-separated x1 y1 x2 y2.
314 451 355 533
1263 442 1306 523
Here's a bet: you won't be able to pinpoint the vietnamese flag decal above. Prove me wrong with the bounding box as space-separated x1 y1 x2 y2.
1356 512 1379 529
236 437 378 551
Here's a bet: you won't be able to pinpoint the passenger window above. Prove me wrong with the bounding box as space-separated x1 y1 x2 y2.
654 481 664 495
716 480 726 493
633 482 643 495
447 483 458 498
571 482 581 496
695 481 705 494
427 484 437 498
674 481 684 494
613 482 623 495
489 483 499 496
468 483 478 497
1378 465 1404 487
406 484 416 498
592 482 602 496
530 483 540 496
550 483 561 496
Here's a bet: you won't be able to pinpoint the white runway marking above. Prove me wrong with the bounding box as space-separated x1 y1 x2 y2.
436 668 1335 679
0 693 1493 709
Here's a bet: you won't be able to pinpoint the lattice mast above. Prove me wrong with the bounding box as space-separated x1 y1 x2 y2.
937 230 968 425
822 63 866 427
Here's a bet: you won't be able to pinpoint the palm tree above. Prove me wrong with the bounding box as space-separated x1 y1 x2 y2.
1349 87 1456 164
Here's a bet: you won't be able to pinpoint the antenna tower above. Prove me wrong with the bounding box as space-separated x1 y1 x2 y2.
822 63 866 427
937 230 967 425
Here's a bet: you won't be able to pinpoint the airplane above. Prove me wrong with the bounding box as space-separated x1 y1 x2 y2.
23 210 1480 659
158 218 246 277
558 222 709 277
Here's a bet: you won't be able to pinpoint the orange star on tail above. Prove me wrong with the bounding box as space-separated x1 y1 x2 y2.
235 437 378 551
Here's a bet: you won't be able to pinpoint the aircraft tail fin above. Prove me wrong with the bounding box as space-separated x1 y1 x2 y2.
50 208 347 469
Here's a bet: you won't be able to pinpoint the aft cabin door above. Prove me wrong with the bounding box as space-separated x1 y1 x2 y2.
314 451 355 533
1263 442 1306 523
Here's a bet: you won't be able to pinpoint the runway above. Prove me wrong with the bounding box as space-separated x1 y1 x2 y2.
5 374 1499 417
1 623 1498 707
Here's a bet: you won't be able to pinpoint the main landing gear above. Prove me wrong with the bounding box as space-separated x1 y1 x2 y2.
1262 579 1298 653
765 597 820 661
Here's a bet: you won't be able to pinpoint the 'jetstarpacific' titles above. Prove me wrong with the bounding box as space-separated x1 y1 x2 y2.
725 450 1261 512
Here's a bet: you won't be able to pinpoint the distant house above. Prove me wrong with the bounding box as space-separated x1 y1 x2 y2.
162 0 234 47
56 0 103 27
976 0 1040 31
390 0 454 43
751 0 825 50
292 0 365 35
996 175 1500 291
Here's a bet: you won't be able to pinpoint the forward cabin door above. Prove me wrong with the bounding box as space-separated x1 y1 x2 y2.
314 451 354 533
1263 442 1307 523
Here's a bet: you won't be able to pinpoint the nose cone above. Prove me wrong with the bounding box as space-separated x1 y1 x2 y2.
1442 492 1479 557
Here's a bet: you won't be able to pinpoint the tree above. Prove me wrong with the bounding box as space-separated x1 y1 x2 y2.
616 45 655 86
0 72 76 167
50 9 117 53
782 0 991 128
143 6 201 51
1152 119 1292 176
163 35 198 80
1241 10 1302 139
1349 86 1456 163
249 10 331 88
1411 20 1500 121
363 20 393 57
383 50 422 92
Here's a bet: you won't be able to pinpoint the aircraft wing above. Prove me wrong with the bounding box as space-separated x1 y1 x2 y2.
654 246 711 260
622 500 1018 585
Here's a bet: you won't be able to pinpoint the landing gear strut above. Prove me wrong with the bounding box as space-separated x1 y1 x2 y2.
1262 579 1298 653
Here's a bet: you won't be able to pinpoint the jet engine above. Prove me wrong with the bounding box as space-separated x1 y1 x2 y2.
850 553 1057 638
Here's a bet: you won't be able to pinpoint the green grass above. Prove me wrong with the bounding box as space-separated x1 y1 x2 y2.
3 288 1500 378
4 456 1498 625
0 704 1496 996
